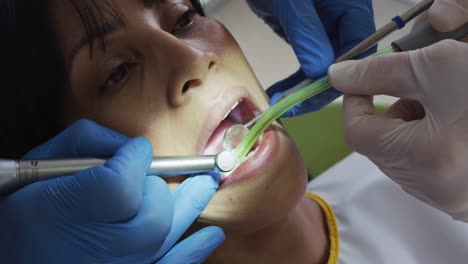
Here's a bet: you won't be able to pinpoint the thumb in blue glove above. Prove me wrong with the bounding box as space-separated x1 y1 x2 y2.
0 119 224 263
247 0 376 117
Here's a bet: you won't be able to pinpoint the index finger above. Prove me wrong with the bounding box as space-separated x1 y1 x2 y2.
313 0 376 58
328 52 421 100
285 0 335 77
24 119 129 159
60 137 152 221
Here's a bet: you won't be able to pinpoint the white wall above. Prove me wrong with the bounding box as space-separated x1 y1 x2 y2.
208 0 420 104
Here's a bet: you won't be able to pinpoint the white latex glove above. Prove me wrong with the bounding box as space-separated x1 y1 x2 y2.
327 0 468 221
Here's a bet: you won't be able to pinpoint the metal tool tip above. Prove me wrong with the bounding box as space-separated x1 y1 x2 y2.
216 151 237 172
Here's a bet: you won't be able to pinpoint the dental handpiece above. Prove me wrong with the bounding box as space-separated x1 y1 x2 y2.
0 151 237 195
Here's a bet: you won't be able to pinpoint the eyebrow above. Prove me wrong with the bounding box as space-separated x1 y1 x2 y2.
67 19 124 67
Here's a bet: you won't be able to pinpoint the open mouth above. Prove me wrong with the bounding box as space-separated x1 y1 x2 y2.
198 94 282 187
203 98 261 155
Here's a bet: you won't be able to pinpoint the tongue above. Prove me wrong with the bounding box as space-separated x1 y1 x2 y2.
203 119 237 155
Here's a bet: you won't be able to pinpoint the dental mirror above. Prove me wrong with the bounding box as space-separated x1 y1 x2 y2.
223 124 249 151
223 114 263 151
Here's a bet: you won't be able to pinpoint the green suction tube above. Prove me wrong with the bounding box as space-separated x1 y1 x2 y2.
234 46 398 160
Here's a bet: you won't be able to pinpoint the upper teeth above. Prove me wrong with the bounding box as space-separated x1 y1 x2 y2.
222 100 240 120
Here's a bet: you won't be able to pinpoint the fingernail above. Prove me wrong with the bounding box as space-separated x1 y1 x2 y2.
328 61 350 78
328 61 356 89
429 1 466 32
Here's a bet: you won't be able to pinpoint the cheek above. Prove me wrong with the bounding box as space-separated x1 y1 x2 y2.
143 111 204 156
93 102 161 139
90 102 201 156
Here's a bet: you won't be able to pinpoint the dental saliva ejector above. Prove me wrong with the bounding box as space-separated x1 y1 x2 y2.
0 151 237 195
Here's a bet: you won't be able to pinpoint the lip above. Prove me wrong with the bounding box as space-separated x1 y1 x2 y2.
197 86 256 155
220 127 279 187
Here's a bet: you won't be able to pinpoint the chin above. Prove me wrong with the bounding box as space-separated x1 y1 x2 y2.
198 125 308 234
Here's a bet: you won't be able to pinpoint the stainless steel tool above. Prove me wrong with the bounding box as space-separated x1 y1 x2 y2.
336 0 434 62
0 151 237 195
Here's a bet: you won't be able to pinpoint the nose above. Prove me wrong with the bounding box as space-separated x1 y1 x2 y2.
167 41 219 107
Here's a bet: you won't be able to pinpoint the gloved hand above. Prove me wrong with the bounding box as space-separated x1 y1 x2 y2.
0 119 224 263
328 0 468 221
247 0 376 116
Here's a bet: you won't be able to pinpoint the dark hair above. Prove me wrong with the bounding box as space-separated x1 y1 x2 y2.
0 0 204 158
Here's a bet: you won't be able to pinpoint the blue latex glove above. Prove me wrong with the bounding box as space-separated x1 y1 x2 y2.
0 119 224 264
247 0 376 116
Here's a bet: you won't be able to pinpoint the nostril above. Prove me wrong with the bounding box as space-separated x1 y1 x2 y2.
208 61 215 69
182 83 189 93
182 79 201 94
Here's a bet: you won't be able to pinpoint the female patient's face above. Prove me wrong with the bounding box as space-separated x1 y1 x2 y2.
52 0 307 232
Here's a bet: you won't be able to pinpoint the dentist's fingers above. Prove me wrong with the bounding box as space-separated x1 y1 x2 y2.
429 0 468 32
310 0 376 59
24 119 129 159
246 0 334 77
328 52 421 101
331 40 468 111
54 137 152 222
328 0 376 58
284 0 335 77
342 94 408 157
105 176 173 259
154 173 220 260
382 99 425 122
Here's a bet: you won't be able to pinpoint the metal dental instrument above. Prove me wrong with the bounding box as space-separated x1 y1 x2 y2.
0 150 237 195
336 0 435 62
